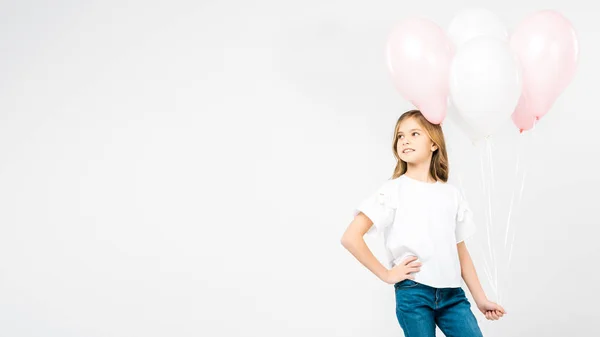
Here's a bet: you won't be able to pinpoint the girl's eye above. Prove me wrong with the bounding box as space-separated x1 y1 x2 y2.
412 132 419 136
398 134 404 139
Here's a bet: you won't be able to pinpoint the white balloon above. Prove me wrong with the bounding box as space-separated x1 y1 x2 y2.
449 36 522 138
446 100 486 143
447 8 508 49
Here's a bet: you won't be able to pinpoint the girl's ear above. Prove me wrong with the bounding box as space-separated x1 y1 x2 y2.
431 144 438 152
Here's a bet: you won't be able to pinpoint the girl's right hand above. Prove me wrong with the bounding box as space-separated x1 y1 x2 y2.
384 256 422 284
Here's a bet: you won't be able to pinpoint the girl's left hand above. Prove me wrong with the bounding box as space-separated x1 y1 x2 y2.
476 299 506 321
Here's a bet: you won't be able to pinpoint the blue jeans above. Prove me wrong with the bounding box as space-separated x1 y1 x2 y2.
394 279 483 337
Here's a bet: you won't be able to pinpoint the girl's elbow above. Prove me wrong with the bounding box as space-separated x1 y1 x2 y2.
340 233 361 249
340 235 353 248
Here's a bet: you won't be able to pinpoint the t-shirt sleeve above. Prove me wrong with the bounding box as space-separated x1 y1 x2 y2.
455 189 477 244
352 180 397 238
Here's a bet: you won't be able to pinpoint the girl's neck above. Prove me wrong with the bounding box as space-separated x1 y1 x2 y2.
405 164 435 183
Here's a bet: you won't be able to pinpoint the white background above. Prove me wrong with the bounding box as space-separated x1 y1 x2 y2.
0 1 598 336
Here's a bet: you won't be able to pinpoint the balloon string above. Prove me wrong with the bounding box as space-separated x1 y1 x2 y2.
479 141 494 268
478 137 498 301
507 118 536 274
488 136 500 301
459 170 497 295
477 241 497 295
489 136 496 192
499 131 523 306
458 173 496 292
486 137 499 297
502 116 536 306
504 137 521 250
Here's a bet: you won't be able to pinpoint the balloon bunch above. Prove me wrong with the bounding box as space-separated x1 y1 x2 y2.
386 9 579 311
386 9 579 143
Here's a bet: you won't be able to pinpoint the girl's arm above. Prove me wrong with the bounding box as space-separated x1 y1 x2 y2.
458 241 507 320
340 213 390 283
457 241 487 304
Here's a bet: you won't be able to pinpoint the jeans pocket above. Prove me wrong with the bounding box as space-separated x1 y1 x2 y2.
394 278 419 289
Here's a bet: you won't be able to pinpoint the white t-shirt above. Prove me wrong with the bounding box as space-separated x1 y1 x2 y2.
353 174 477 288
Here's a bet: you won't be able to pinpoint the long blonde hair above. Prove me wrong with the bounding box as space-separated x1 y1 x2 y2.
390 110 449 182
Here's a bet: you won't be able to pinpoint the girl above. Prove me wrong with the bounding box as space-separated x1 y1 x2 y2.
341 110 506 337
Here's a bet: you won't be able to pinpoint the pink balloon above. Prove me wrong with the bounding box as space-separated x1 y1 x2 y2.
511 95 539 133
510 10 579 119
386 17 453 124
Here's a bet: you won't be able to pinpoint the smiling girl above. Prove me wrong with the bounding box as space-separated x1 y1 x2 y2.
341 110 506 336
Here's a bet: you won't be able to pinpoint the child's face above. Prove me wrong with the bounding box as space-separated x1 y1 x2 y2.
396 118 437 164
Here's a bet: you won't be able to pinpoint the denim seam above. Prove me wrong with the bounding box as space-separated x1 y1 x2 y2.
396 280 419 289
396 307 411 337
